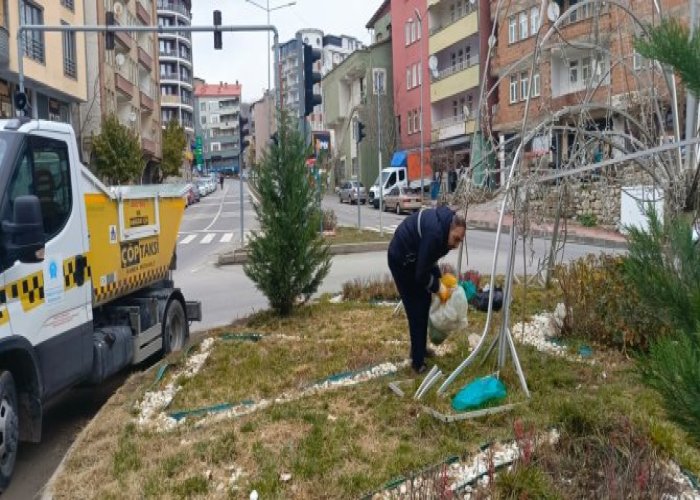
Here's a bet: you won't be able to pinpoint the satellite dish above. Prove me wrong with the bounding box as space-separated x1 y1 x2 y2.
128 111 137 123
428 56 438 71
463 105 471 119
113 1 125 21
115 53 125 67
546 2 560 22
488 35 497 49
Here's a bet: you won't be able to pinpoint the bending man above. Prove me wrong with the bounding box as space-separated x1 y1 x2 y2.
388 206 466 373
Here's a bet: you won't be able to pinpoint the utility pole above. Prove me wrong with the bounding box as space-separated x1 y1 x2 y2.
415 8 425 203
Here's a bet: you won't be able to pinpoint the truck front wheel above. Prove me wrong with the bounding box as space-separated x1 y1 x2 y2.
163 299 188 354
0 371 18 492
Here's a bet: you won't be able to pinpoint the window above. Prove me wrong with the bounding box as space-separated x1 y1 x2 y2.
62 23 77 79
582 57 592 84
211 143 221 152
466 94 473 115
519 11 528 40
508 16 517 44
411 20 417 43
416 18 421 40
457 49 464 65
407 111 413 134
60 0 74 10
415 109 421 132
520 72 529 100
412 64 418 89
532 71 541 96
406 67 412 90
450 4 456 22
417 63 422 86
530 6 540 34
509 74 518 103
21 1 45 63
465 46 471 66
3 136 72 238
200 102 206 112
200 116 206 126
405 22 411 45
453 100 459 117
569 60 579 84
210 114 219 124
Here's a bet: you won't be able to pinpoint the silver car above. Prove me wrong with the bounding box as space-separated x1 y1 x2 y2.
338 180 367 204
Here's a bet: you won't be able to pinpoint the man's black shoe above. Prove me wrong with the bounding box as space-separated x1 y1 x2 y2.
412 363 428 375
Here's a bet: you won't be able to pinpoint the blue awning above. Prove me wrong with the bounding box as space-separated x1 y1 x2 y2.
390 150 407 167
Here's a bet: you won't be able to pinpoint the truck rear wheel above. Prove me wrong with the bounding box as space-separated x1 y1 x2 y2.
163 299 188 354
0 371 18 492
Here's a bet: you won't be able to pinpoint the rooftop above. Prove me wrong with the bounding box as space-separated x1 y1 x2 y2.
194 82 242 98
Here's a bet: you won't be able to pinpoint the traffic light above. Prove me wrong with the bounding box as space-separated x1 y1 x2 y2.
239 115 250 157
14 91 27 113
213 10 222 50
302 43 322 117
356 120 366 144
105 11 115 50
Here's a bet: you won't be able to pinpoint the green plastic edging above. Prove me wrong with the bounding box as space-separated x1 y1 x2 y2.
168 400 256 422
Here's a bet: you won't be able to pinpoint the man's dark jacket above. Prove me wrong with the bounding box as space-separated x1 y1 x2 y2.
388 206 455 293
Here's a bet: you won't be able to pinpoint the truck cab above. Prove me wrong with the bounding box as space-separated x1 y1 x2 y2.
369 150 431 209
0 118 200 491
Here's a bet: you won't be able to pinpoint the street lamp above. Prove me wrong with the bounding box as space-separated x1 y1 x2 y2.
414 7 425 202
245 0 296 111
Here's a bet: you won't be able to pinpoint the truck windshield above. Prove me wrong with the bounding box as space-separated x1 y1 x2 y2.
0 132 20 170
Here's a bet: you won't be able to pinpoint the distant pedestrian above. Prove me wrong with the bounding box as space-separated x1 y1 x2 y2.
387 207 466 373
219 173 224 189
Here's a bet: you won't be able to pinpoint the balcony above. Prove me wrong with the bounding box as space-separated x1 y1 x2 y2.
114 28 132 51
115 74 134 98
160 71 179 82
161 94 180 106
429 9 477 55
157 0 190 18
138 47 152 69
140 91 154 112
431 115 476 143
137 1 151 24
0 27 8 67
430 63 479 103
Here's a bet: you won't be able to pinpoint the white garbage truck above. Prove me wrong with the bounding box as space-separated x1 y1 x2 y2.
0 117 201 490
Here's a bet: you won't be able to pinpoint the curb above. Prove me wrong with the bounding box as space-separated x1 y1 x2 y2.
466 219 627 249
218 240 391 266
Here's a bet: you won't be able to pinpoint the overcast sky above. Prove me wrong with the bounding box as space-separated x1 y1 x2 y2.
190 0 384 102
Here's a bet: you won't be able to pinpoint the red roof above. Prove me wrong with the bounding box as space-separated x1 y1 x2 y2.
194 82 242 98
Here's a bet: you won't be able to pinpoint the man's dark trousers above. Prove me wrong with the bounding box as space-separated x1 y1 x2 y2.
388 254 431 370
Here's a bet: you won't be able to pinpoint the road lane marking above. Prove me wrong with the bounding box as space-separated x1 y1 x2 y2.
220 233 234 243
180 234 197 245
200 233 216 244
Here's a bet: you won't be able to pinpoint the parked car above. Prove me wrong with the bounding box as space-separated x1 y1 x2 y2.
195 180 208 197
384 186 422 214
185 183 200 206
338 180 367 204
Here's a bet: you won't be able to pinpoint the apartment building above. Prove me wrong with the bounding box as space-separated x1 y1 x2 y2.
79 0 161 175
157 0 194 142
428 0 490 165
194 81 242 173
0 0 87 122
251 89 277 165
278 29 363 131
490 0 685 172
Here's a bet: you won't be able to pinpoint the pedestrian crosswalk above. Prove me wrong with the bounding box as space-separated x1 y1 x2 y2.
363 224 400 234
178 232 252 245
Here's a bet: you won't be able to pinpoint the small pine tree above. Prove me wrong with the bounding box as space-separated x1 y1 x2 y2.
161 119 187 181
244 112 331 316
91 114 144 185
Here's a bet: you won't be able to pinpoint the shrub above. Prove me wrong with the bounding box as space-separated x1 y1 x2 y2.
639 332 700 444
342 275 399 302
555 254 665 350
577 212 598 227
322 209 337 232
623 209 700 336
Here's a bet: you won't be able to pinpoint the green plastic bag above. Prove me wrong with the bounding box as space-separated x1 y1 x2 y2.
428 321 449 345
452 375 507 411
460 280 477 301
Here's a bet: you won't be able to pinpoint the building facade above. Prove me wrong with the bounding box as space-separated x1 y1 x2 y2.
490 0 685 174
427 0 482 164
79 0 162 174
390 0 431 159
156 0 194 142
0 0 88 123
194 82 242 174
279 29 363 131
251 89 277 165
323 3 394 189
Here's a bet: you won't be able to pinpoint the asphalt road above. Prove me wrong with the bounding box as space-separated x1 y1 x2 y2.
9 180 620 498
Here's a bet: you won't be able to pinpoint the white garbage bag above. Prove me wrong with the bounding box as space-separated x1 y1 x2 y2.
428 286 468 345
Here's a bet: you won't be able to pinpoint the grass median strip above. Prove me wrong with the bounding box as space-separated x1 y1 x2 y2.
51 298 700 499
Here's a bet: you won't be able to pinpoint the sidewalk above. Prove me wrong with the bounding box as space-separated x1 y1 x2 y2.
461 205 627 249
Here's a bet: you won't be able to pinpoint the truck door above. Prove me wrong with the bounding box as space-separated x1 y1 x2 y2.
1 133 92 399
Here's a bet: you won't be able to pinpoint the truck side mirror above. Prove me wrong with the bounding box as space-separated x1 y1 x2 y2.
3 195 45 264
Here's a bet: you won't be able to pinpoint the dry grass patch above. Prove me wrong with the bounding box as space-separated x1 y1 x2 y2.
326 227 393 245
